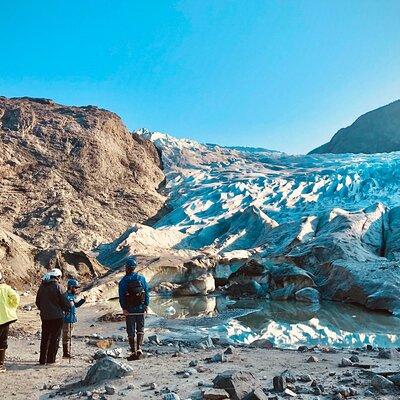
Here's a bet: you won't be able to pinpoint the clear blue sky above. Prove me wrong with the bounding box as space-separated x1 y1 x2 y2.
1 1 399 154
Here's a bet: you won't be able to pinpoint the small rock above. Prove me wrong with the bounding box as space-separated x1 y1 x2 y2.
339 358 353 367
211 353 226 363
273 376 287 392
149 335 161 345
297 345 308 352
389 372 400 386
298 375 312 383
349 355 359 363
163 394 180 400
105 385 116 395
334 386 350 397
189 360 199 367
306 356 318 363
150 382 157 390
312 386 323 395
349 387 358 396
243 388 268 399
202 388 229 399
224 346 235 355
281 370 296 384
283 388 297 397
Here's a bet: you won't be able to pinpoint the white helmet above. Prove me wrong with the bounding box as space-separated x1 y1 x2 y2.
49 268 62 278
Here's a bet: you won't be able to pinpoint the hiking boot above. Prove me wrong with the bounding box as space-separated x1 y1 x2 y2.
127 336 137 361
127 353 138 361
63 344 70 359
136 332 144 359
0 349 5 372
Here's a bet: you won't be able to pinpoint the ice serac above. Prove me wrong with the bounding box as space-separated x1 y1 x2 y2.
125 129 400 314
310 100 400 154
0 97 165 251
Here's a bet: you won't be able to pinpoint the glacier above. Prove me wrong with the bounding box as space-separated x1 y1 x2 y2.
97 129 400 317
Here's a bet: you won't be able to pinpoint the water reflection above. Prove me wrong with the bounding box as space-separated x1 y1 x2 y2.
150 295 217 318
219 299 400 348
149 296 400 349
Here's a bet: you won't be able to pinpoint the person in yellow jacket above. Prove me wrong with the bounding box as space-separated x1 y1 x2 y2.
0 271 20 372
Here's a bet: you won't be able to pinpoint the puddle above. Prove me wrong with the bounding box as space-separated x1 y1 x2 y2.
148 295 400 349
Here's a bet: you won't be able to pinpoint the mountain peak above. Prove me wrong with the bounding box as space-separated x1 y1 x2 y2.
310 100 400 154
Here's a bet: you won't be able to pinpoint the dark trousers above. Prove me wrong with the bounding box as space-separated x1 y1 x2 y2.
39 318 63 364
126 314 145 338
0 323 10 349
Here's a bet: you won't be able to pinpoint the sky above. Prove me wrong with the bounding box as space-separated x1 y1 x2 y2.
1 1 399 154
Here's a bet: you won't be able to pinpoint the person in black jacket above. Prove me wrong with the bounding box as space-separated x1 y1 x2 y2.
36 268 71 365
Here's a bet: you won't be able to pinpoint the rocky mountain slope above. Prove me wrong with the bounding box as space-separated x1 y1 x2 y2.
0 97 165 251
310 100 400 154
95 130 400 315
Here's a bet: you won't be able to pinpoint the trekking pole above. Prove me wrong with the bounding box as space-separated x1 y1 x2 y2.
69 322 72 364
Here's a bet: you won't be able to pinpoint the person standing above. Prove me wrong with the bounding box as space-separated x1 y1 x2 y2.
36 268 71 365
62 278 85 358
118 257 149 361
0 272 20 373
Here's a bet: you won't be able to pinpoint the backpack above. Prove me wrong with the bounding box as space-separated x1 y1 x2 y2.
125 278 145 308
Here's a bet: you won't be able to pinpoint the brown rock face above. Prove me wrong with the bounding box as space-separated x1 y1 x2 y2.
0 96 165 251
309 100 400 154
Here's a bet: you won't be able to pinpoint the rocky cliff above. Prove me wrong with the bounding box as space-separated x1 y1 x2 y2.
0 97 165 251
310 100 400 154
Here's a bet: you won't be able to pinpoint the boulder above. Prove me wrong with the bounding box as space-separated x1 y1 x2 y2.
295 287 320 303
249 339 273 349
83 357 133 385
174 273 215 296
371 374 395 392
213 370 261 400
378 349 400 359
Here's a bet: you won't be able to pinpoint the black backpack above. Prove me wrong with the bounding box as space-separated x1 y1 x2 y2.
125 279 145 307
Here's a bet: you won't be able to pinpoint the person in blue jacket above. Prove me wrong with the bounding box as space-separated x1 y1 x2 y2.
62 278 85 358
118 256 149 361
